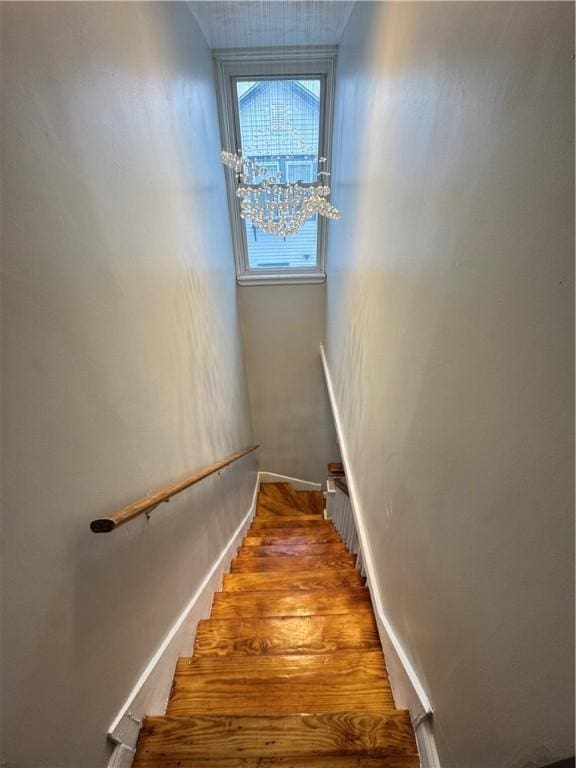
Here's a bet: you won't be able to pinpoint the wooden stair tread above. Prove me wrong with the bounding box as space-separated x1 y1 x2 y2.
222 570 365 592
250 516 329 529
134 711 416 759
211 587 372 619
299 489 325 515
133 756 421 768
236 542 348 558
194 613 380 657
256 508 323 521
257 495 322 517
260 482 310 511
244 529 341 546
256 500 305 517
231 554 356 572
174 649 387 675
260 482 300 501
167 651 394 715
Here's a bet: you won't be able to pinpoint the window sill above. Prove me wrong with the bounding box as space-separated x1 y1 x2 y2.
237 272 326 286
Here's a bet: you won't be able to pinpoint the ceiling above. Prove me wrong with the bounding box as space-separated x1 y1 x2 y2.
188 1 356 49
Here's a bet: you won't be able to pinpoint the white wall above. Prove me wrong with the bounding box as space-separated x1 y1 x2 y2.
238 284 339 483
326 3 574 767
0 3 255 766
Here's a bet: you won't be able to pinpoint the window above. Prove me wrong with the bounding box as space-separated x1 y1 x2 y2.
215 49 336 284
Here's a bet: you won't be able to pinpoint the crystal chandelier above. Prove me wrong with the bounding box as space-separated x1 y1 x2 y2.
220 149 341 237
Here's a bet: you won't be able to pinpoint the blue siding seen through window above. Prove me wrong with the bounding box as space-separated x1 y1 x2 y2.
236 79 321 271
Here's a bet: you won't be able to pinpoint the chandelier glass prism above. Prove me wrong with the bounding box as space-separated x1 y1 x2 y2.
220 146 341 238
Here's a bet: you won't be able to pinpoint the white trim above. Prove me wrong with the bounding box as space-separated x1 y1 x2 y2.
416 718 442 768
259 471 321 492
107 475 260 759
213 47 336 285
213 46 339 64
107 744 135 768
237 271 326 287
320 345 439 753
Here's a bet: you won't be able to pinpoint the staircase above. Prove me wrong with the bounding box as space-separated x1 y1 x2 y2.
133 481 419 767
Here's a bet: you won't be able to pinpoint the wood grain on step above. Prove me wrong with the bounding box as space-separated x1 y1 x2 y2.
295 490 325 515
267 482 310 511
222 570 365 592
211 587 372 618
230 554 356 572
167 651 393 715
244 529 341 547
257 496 322 518
134 711 416 759
194 614 380 657
259 482 294 502
235 543 348 559
259 482 283 495
133 754 421 768
257 494 302 512
250 516 328 529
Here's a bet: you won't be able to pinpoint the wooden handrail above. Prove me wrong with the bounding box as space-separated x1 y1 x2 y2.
335 477 349 497
90 445 259 533
327 461 345 477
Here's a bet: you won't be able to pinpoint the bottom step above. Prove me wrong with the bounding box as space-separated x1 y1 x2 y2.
134 712 417 763
134 756 421 767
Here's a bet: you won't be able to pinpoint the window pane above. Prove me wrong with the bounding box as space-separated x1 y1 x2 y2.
245 217 318 270
236 78 321 270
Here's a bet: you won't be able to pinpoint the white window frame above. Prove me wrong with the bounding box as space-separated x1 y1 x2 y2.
214 47 337 285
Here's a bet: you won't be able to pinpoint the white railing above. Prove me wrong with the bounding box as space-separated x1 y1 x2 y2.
326 477 365 578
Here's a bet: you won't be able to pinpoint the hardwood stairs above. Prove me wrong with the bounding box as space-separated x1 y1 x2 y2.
133 482 419 767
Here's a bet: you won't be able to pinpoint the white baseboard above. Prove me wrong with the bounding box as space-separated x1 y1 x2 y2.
320 345 440 768
416 717 441 768
259 472 322 491
107 474 260 763
107 744 135 768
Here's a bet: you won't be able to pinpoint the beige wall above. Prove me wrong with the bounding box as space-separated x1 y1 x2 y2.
238 283 339 483
326 2 574 766
0 3 255 766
